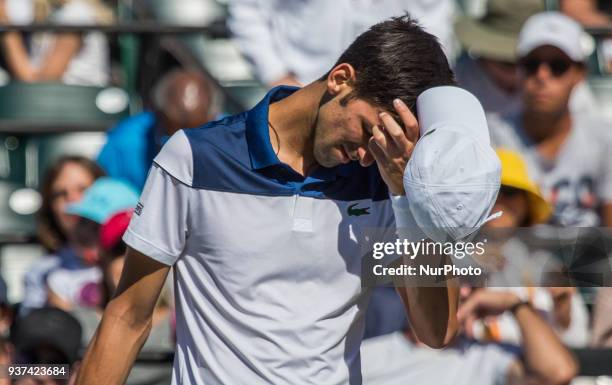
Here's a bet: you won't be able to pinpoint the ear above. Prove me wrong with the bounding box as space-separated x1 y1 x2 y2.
326 63 356 96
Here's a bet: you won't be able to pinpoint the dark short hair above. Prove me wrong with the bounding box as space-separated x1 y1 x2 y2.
321 15 455 119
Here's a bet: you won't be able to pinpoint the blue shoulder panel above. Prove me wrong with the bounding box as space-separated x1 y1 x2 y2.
183 93 389 202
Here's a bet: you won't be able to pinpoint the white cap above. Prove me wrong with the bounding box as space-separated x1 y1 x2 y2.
403 86 501 242
517 12 593 62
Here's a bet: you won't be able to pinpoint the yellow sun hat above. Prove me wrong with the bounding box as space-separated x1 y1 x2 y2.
496 148 552 225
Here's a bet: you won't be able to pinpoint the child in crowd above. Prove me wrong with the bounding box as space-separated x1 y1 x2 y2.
45 178 139 311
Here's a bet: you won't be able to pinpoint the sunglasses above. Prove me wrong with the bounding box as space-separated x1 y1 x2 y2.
519 58 575 77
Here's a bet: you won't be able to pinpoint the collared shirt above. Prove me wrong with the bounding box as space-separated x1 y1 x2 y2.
124 86 395 385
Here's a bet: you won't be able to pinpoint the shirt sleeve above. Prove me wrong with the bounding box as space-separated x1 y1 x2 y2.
122 130 193 266
226 0 289 85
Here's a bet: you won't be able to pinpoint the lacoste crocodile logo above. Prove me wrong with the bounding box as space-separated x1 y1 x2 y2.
347 203 370 217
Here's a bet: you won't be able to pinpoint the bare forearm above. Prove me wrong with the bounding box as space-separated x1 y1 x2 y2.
514 304 577 384
397 284 459 348
394 253 459 347
75 306 152 385
1 32 37 81
560 0 610 26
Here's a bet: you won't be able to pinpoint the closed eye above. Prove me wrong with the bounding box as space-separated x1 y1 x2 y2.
361 119 373 136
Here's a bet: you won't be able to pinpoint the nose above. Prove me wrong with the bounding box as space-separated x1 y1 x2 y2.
535 62 553 82
66 189 83 204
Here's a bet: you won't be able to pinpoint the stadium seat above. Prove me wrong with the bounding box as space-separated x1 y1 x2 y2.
0 182 37 243
0 134 31 242
0 82 129 132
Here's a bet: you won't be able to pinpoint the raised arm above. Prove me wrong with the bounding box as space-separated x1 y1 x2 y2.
393 257 459 348
388 201 459 348
75 247 171 385
458 290 578 385
368 98 459 348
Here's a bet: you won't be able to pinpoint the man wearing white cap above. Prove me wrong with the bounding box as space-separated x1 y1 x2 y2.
489 12 612 227
76 16 500 385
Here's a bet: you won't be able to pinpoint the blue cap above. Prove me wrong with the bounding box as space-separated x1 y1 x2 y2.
65 177 140 224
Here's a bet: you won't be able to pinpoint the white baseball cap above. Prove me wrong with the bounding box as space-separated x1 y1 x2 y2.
517 12 593 61
403 86 501 242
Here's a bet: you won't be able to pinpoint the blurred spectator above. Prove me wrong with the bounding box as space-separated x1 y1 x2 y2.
46 177 139 311
0 0 112 85
227 0 456 88
454 0 543 116
70 209 173 385
488 12 612 227
10 307 82 384
0 275 13 385
4 0 34 25
21 156 104 316
490 149 553 227
96 68 219 191
591 287 612 346
360 288 578 385
560 0 612 73
475 149 589 347
455 0 599 118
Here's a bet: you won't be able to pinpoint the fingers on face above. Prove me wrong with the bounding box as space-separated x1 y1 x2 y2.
393 99 419 142
379 112 410 150
371 124 390 157
368 136 387 163
359 149 375 167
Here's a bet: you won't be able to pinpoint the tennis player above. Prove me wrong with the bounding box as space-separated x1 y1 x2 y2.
76 16 462 385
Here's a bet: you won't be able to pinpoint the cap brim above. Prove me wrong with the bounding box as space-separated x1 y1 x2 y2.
417 86 490 144
65 202 102 224
455 17 518 62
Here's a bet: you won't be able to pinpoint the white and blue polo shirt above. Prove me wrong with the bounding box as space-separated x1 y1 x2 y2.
123 86 396 385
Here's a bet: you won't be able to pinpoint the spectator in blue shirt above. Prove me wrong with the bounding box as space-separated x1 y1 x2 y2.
97 68 219 191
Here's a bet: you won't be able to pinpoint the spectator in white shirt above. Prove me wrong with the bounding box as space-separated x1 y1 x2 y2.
0 0 113 86
361 288 578 385
227 0 456 88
